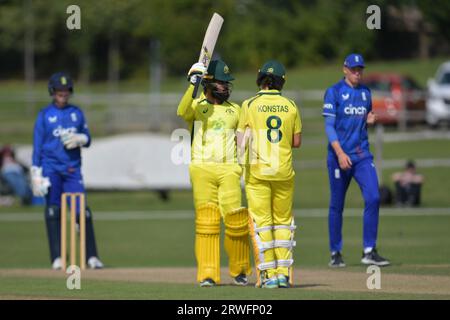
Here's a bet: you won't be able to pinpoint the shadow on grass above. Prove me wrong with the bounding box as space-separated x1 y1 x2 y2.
292 283 328 289
218 283 328 289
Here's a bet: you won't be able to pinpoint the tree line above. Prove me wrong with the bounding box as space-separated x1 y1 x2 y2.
0 0 448 81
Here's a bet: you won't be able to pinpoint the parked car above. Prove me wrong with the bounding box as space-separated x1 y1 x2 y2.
361 73 426 125
426 61 450 127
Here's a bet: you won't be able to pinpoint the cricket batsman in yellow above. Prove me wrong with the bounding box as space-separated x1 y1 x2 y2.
237 60 302 288
177 59 251 287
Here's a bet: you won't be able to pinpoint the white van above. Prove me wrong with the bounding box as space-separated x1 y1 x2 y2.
427 61 450 127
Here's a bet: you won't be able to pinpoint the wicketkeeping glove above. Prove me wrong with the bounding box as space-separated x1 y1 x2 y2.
187 62 207 85
61 132 89 149
30 166 51 197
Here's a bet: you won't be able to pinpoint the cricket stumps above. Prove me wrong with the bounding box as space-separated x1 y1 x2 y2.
61 192 86 270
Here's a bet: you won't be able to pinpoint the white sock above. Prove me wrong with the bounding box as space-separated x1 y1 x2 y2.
364 247 373 254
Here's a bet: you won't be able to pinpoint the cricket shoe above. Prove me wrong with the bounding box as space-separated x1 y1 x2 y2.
329 252 346 268
233 274 248 286
52 257 62 270
260 276 279 289
277 274 290 288
199 278 216 287
88 256 104 269
361 248 390 266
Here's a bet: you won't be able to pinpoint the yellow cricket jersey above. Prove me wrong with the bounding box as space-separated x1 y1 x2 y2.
238 89 302 180
177 84 241 164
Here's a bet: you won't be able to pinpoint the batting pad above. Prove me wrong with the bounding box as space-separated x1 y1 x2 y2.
248 215 277 287
195 203 221 283
224 207 251 278
274 220 297 285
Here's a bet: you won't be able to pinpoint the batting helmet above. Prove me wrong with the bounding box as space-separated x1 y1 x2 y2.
203 60 235 82
48 72 74 96
202 60 234 103
256 60 286 90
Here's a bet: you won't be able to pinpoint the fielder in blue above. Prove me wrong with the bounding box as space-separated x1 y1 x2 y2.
323 54 390 267
31 72 103 270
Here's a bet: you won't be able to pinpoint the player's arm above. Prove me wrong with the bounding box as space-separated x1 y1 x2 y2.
366 90 377 125
77 110 91 148
237 127 251 165
323 88 352 170
32 110 44 168
292 102 302 148
236 100 251 163
177 85 196 122
31 111 51 196
367 111 377 125
236 101 246 147
292 133 301 148
325 117 352 170
61 110 90 150
177 63 206 122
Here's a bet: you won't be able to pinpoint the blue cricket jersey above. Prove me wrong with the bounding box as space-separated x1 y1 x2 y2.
32 103 91 172
322 78 372 161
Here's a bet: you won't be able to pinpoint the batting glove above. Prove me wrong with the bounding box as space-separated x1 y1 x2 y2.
187 62 207 85
30 166 51 197
61 132 89 149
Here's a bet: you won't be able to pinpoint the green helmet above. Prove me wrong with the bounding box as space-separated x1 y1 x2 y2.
202 59 234 103
257 60 286 90
204 59 234 82
259 60 286 78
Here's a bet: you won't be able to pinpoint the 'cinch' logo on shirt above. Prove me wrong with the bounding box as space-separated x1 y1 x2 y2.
52 126 77 137
344 106 367 115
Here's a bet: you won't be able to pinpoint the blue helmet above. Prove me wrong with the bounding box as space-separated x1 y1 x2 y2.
48 72 74 95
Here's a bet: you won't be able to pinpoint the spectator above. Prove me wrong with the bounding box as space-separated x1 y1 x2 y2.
0 145 32 205
392 160 424 207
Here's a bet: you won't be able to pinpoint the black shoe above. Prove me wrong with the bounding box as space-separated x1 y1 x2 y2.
233 274 248 286
199 278 216 287
329 252 346 268
361 248 390 266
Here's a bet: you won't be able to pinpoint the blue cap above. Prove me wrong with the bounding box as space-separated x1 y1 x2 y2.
344 53 365 68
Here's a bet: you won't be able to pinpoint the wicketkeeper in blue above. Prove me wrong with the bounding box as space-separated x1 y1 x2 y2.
31 72 104 270
323 54 390 267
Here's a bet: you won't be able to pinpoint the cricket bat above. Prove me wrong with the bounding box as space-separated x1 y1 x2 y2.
192 13 224 98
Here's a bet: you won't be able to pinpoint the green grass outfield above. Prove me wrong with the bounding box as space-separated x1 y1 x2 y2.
2 165 450 212
0 208 449 299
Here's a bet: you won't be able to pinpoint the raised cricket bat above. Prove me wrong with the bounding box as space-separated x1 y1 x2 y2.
192 13 224 98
